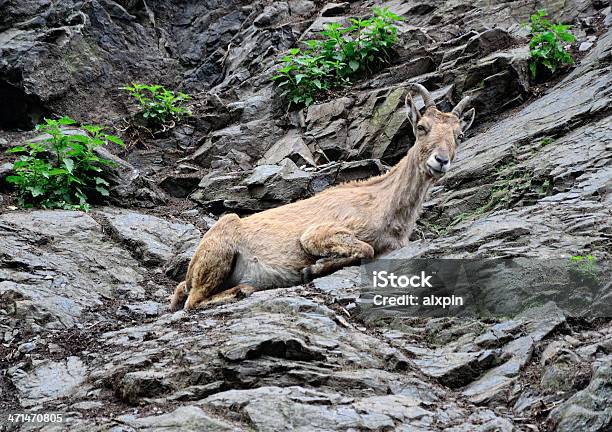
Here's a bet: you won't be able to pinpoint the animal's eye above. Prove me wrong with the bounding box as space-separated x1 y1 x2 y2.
417 124 427 133
458 132 465 141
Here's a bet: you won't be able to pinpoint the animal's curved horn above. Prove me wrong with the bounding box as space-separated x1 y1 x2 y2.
452 96 470 117
404 93 412 115
408 83 435 108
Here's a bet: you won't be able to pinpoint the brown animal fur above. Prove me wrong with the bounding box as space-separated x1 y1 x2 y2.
170 85 475 311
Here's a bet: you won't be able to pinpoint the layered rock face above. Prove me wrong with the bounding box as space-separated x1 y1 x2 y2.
1 0 611 431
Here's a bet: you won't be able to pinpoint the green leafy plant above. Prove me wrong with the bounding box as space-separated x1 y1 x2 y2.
540 137 553 147
121 83 192 126
272 48 337 107
523 10 576 78
5 117 124 211
568 255 600 283
272 7 402 107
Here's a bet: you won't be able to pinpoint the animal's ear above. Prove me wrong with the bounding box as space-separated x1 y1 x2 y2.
405 93 421 136
460 108 475 132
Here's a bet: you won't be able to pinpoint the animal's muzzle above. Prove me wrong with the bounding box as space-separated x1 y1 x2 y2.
426 153 450 177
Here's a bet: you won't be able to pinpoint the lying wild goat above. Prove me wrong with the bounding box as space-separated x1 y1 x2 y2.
170 84 475 311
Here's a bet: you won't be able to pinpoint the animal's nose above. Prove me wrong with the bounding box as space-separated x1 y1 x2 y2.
435 154 449 165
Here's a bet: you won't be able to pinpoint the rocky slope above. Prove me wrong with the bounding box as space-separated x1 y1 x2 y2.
1 0 611 431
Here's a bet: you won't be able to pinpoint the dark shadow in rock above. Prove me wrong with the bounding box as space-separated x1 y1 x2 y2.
0 81 49 130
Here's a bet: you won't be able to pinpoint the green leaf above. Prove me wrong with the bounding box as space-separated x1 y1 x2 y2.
5 175 22 184
349 60 360 72
7 146 27 153
529 62 537 78
48 168 67 176
105 135 125 146
28 185 45 197
63 158 75 173
57 116 76 125
68 134 90 144
82 125 102 135
96 185 110 196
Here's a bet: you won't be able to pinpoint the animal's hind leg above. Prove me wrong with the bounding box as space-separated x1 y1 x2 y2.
179 214 240 311
184 247 235 310
189 284 257 309
300 223 374 282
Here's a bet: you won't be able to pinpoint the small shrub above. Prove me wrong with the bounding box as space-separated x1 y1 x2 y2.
5 117 124 211
568 255 600 284
540 137 553 147
272 49 337 107
523 10 576 78
272 7 403 107
121 83 191 126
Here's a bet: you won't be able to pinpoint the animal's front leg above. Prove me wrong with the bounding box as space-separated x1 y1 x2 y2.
299 223 374 282
302 256 363 283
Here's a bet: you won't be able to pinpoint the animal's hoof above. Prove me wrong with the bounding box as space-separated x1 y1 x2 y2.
301 266 314 284
236 284 256 299
169 303 180 312
169 294 187 312
169 281 188 312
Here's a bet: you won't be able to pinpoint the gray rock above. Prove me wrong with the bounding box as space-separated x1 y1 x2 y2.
116 405 236 431
190 120 283 169
121 301 163 318
257 129 316 167
159 174 202 198
461 304 567 404
409 348 498 388
71 400 105 411
190 159 385 214
118 370 172 404
8 356 88 407
320 2 349 17
0 210 145 329
0 161 13 181
540 353 588 393
306 97 353 126
253 3 289 28
548 360 612 431
350 87 411 161
465 28 515 55
202 384 512 431
96 208 201 266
